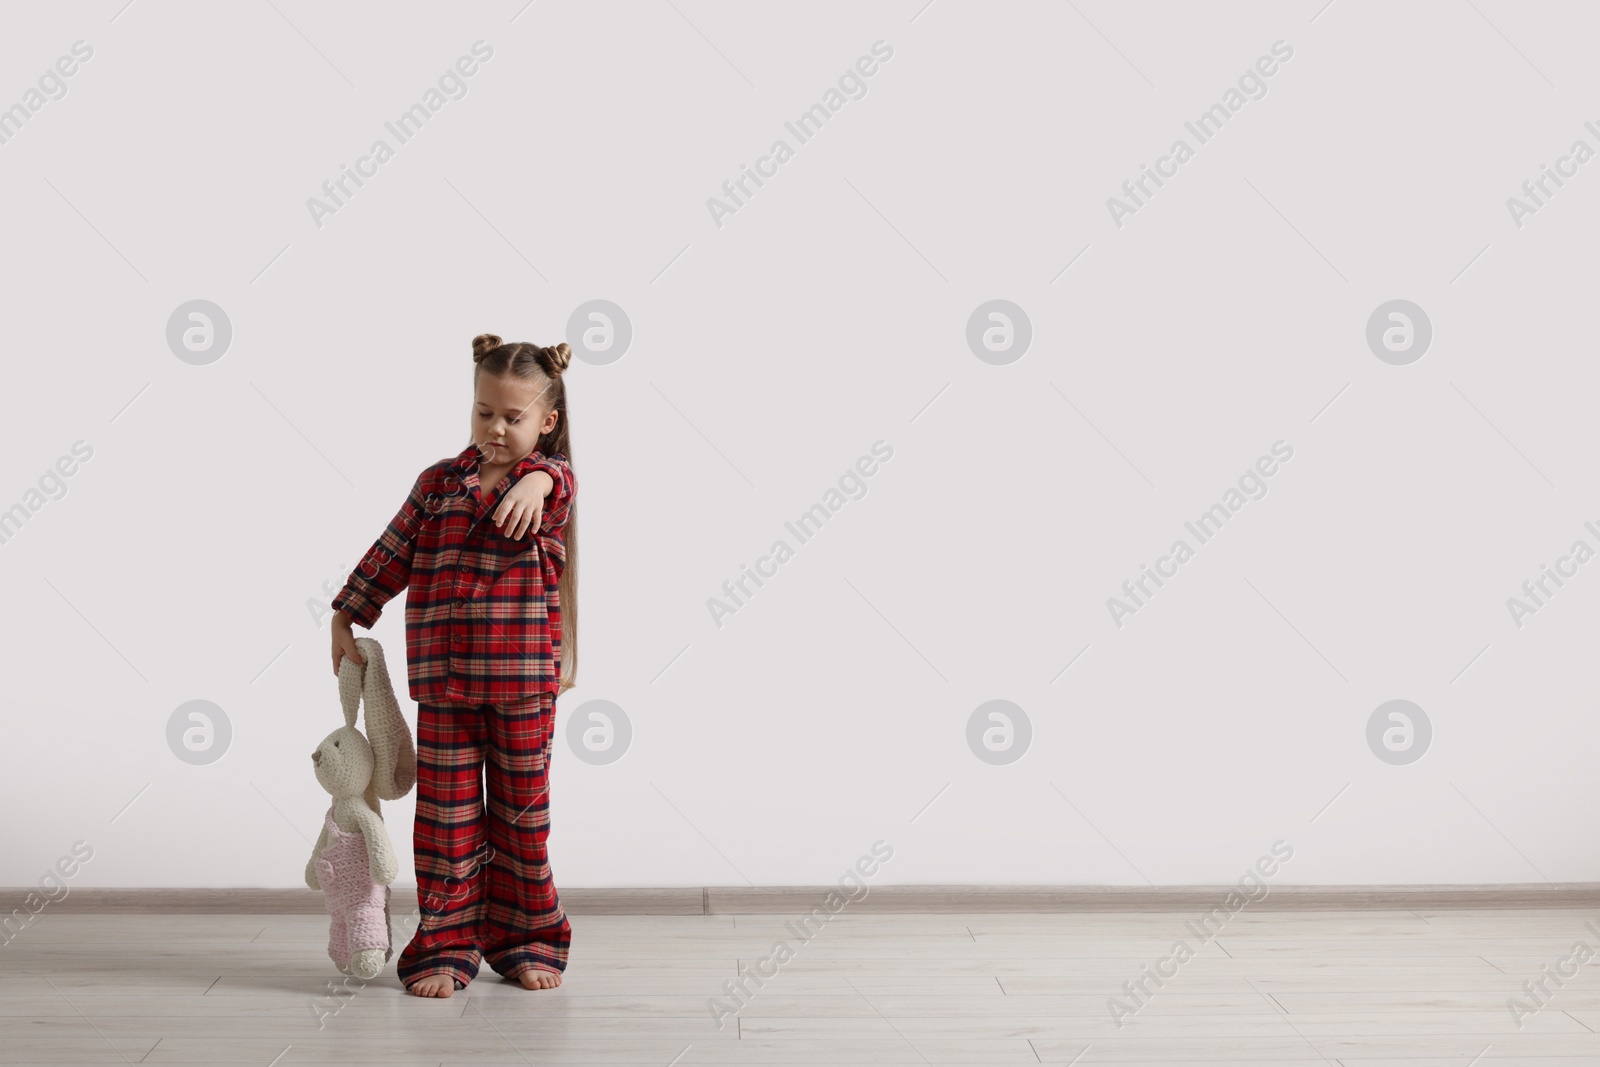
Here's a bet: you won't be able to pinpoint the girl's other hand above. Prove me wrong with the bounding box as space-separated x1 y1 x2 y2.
332 611 365 677
492 473 550 540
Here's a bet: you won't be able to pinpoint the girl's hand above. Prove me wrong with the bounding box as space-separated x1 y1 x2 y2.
493 472 553 540
331 611 365 677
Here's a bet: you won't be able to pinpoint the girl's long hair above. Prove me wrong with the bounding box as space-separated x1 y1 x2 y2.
470 332 578 694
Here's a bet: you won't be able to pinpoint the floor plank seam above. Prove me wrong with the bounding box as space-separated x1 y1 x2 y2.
1247 976 1330 1064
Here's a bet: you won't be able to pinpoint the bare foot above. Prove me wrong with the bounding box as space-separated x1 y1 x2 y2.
407 974 458 998
517 969 562 990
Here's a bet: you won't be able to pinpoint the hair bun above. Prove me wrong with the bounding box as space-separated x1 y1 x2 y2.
545 342 573 374
471 333 503 363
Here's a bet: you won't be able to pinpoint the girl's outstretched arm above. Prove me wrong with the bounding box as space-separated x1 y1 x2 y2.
331 472 432 631
330 612 364 676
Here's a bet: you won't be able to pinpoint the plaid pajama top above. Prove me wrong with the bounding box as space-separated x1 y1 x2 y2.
331 442 575 705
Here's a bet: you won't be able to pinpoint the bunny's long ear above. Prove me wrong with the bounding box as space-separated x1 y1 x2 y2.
354 637 417 801
338 648 364 729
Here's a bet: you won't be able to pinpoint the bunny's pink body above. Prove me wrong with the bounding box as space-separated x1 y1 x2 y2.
315 807 392 972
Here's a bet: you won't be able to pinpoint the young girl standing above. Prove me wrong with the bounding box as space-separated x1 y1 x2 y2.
329 333 579 998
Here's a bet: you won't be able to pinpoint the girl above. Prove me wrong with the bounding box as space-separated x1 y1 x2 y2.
328 333 579 998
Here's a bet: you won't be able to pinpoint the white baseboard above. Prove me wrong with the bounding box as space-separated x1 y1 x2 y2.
7 884 1597 914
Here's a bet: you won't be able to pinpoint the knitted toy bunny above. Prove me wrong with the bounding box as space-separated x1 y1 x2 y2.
304 636 417 980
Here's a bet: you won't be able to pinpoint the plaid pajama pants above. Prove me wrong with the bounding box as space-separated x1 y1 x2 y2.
396 692 571 989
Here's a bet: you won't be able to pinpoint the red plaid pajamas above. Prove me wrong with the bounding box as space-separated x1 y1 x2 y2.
400 692 570 985
332 441 576 987
332 441 575 705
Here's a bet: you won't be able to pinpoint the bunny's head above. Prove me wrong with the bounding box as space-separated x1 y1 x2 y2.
312 637 417 812
312 723 374 799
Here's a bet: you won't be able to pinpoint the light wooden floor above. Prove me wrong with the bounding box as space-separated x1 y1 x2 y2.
3 907 1599 1064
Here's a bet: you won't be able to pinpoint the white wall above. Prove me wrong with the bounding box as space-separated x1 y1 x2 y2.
3 0 1596 891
